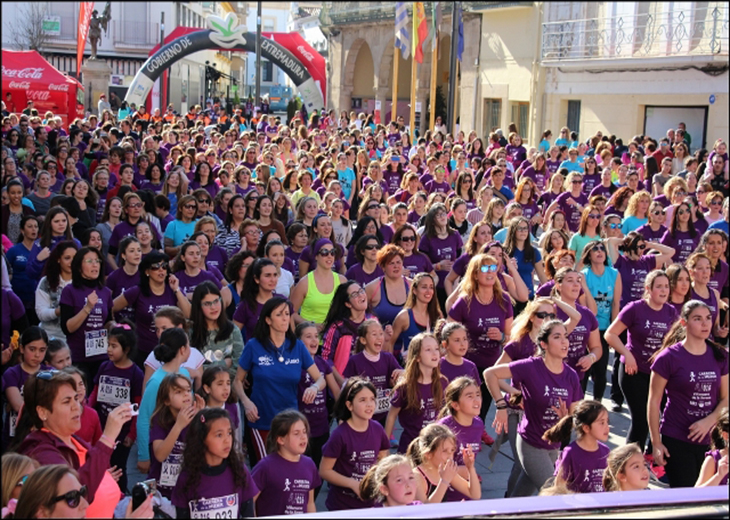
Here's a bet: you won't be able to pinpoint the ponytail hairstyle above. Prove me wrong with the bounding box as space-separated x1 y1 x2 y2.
106 319 137 360
153 327 189 364
266 409 310 454
406 423 457 466
181 408 248 499
710 408 728 451
535 319 567 357
438 376 480 419
436 320 467 346
543 400 608 444
602 443 643 492
359 454 413 503
333 377 377 422
199 365 235 404
551 266 578 298
618 231 645 255
394 333 444 412
354 319 381 354
651 300 727 364
641 270 669 302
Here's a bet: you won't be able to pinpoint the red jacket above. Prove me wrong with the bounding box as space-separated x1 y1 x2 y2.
16 429 114 503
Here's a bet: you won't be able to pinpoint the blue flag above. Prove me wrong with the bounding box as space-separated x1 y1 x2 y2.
457 3 464 62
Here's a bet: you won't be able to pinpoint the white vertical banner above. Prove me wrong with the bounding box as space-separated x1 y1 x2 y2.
151 78 160 112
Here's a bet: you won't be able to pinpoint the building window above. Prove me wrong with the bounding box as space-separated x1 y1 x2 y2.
511 102 529 137
567 100 581 135
483 99 501 136
263 18 275 32
262 60 273 82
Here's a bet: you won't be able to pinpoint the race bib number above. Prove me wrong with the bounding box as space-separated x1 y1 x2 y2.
98 375 130 406
85 329 108 357
376 388 391 414
160 453 182 488
189 493 238 519
8 411 18 437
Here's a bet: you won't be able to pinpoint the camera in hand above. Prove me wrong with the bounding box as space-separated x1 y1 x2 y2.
132 478 156 511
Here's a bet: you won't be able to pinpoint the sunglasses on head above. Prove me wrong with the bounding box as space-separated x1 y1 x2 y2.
535 311 556 320
480 264 498 273
50 485 87 509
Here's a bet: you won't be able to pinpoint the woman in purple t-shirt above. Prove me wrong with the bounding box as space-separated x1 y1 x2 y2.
106 236 142 323
660 200 700 264
486 319 583 497
688 253 726 337
418 203 463 311
545 172 589 233
649 300 729 488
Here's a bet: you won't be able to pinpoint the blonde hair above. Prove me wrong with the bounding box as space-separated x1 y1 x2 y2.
624 190 651 218
12 465 80 519
2 453 39 509
460 253 508 312
406 423 457 466
602 443 643 491
563 172 583 191
359 454 413 503
509 297 554 343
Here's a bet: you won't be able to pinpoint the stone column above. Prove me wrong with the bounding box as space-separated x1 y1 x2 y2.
417 87 429 137
82 59 112 115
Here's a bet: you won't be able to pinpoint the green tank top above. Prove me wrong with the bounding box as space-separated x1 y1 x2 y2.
300 270 340 324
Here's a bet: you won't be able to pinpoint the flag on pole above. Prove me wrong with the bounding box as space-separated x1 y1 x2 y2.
412 2 429 64
77 2 95 77
430 2 441 51
456 3 464 62
395 2 411 60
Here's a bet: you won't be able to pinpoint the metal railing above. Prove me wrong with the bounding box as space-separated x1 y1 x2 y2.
113 20 159 47
542 5 729 62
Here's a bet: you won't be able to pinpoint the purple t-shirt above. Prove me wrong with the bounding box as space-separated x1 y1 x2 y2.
546 159 561 175
109 220 161 252
437 415 484 465
343 352 402 422
520 201 540 221
581 173 601 196
402 252 433 278
520 166 548 192
345 264 384 287
172 460 258 517
709 260 729 295
651 343 728 445
322 420 390 511
106 268 140 323
298 356 332 437
149 421 187 499
123 285 178 355
589 184 617 200
618 300 677 374
424 179 452 195
439 357 481 384
614 254 657 308
391 379 449 453
510 356 583 450
92 361 144 440
233 293 285 342
556 304 598 380
504 335 538 362
2 364 39 442
1 289 25 348
556 192 589 233
285 247 303 280
60 284 113 363
707 449 729 486
635 223 667 244
419 233 463 288
660 229 700 264
449 295 514 369
251 453 320 516
206 246 229 273
174 269 222 298
554 441 610 493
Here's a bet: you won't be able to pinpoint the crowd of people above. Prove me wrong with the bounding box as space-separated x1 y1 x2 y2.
0 96 728 518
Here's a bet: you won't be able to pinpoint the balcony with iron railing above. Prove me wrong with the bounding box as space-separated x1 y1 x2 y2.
541 4 729 63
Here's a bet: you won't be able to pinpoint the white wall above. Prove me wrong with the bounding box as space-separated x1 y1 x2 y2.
245 5 291 90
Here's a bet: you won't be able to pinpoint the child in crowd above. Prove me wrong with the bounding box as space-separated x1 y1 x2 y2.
695 408 729 487
360 454 423 507
437 321 481 383
200 365 240 432
602 443 650 491
62 366 102 446
43 337 72 369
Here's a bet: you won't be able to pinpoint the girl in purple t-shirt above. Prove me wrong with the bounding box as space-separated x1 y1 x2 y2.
695 410 728 487
437 376 485 474
320 378 391 511
438 322 480 384
343 320 404 425
602 444 650 491
546 173 589 233
359 454 423 507
543 400 611 493
485 320 584 497
173 407 258 518
385 333 449 454
648 301 729 489
251 410 321 516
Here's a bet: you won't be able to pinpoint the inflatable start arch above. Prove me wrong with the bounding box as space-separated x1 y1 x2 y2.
125 13 324 111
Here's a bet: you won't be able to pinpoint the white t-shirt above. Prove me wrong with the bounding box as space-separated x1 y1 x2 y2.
275 268 294 298
144 347 205 372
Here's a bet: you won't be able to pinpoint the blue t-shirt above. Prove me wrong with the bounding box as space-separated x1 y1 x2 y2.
581 266 618 330
6 242 38 305
163 219 198 246
238 337 314 430
559 160 583 174
708 220 729 234
337 167 356 201
512 247 542 299
621 215 648 235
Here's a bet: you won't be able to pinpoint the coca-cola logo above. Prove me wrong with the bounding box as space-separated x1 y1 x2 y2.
2 66 45 79
49 83 69 92
8 81 30 89
296 45 314 62
26 90 50 101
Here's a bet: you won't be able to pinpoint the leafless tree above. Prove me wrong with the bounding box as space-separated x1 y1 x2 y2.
4 3 51 54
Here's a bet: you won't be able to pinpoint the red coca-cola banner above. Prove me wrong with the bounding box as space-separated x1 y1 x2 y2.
77 2 95 77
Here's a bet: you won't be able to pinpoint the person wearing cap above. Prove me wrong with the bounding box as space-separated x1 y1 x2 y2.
97 94 111 117
290 238 348 330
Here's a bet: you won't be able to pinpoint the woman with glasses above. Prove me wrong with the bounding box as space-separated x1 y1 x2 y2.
189 281 244 381
636 202 668 243
569 205 604 268
290 238 348 331
661 200 700 264
112 251 191 366
105 236 142 324
545 172 589 234
106 192 160 269
703 191 725 225
345 234 384 287
162 194 198 258
580 156 601 196
190 188 222 227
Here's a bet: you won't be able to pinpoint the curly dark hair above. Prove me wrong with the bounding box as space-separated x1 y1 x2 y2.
180 408 248 498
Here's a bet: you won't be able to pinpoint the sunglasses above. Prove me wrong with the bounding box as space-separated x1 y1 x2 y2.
149 262 168 271
367 205 380 211
50 485 87 509
183 204 197 210
571 179 583 184
363 244 379 251
399 235 416 242
677 209 688 216
652 210 665 216
608 223 621 229
588 214 601 220
591 245 606 252
317 248 336 257
480 264 499 273
197 198 211 204
127 202 143 209
710 200 722 206
535 311 557 320
636 244 647 250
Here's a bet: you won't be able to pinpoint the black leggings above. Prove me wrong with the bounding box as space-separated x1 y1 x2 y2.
477 365 494 424
610 331 627 405
618 364 651 451
662 434 709 488
585 333 610 401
